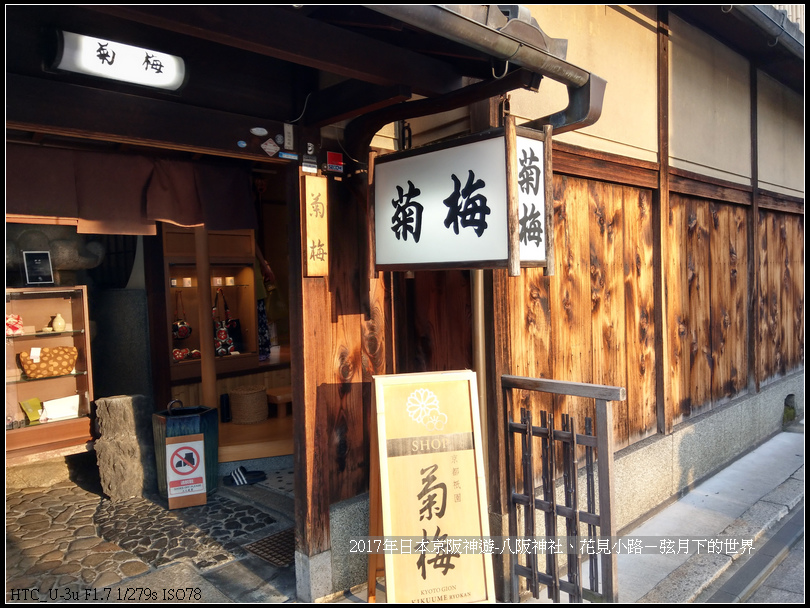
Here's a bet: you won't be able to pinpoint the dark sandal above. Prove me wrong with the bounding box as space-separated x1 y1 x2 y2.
224 468 267 486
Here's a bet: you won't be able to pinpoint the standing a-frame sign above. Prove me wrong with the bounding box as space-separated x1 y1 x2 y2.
371 370 494 603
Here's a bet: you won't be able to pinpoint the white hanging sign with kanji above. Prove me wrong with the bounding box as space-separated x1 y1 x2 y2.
373 128 548 271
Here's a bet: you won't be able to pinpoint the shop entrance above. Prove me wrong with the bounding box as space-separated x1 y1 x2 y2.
6 132 298 472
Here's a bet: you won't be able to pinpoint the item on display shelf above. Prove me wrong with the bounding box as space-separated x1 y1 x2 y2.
171 347 202 362
172 347 190 362
18 346 78 379
41 394 80 421
172 291 193 340
212 288 243 356
6 313 24 336
19 397 43 423
228 385 268 424
51 313 66 332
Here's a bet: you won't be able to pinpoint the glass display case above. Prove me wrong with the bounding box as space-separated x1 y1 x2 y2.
162 226 259 381
5 285 94 457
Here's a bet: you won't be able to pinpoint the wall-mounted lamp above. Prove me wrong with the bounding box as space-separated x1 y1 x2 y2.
52 30 186 91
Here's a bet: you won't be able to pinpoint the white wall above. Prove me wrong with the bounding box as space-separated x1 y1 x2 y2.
757 71 805 197
377 6 803 198
669 14 752 185
514 5 659 162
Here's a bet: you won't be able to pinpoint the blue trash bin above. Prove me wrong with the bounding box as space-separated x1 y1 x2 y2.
153 399 219 498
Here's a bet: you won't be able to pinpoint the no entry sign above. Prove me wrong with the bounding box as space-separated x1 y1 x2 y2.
165 434 207 509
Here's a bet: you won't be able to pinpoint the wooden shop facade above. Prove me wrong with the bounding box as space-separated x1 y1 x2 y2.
6 5 804 601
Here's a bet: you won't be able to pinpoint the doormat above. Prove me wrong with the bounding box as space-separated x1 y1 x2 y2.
245 527 295 567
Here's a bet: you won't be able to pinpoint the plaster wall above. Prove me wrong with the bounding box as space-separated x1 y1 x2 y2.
669 14 752 185
514 5 659 162
757 71 805 197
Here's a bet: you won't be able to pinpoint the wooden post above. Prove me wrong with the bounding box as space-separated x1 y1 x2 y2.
543 124 555 277
595 398 617 602
367 405 384 602
504 114 520 277
289 162 331 568
748 63 760 392
472 269 488 476
654 8 673 434
194 226 217 409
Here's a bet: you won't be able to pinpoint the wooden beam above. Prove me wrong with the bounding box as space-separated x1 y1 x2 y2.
303 82 411 128
757 191 805 214
551 142 659 190
84 5 463 96
7 74 291 163
669 170 752 206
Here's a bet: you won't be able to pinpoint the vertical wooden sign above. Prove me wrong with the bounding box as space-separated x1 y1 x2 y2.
373 370 494 603
301 174 329 277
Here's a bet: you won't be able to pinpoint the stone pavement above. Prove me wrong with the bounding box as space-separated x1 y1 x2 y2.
5 459 297 603
6 423 803 604
625 426 803 603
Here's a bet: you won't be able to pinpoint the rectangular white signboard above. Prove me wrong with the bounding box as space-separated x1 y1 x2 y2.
374 129 547 270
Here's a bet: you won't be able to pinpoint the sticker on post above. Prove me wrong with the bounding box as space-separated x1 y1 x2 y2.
261 138 280 157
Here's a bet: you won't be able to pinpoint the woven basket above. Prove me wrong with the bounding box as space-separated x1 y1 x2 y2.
229 385 268 424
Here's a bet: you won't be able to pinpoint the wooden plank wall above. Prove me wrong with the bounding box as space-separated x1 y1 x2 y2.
498 174 657 466
666 195 803 423
757 210 805 385
293 162 802 555
395 270 473 373
498 175 803 457
624 187 658 439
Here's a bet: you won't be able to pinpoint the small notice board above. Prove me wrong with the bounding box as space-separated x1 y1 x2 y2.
372 370 494 603
165 434 207 509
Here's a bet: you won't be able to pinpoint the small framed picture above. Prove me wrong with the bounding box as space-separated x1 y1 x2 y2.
23 251 54 285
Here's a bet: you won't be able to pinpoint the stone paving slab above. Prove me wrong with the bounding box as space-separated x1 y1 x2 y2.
6 482 149 596
6 482 283 602
638 469 804 603
95 492 277 571
103 563 233 603
638 552 733 603
201 554 296 602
